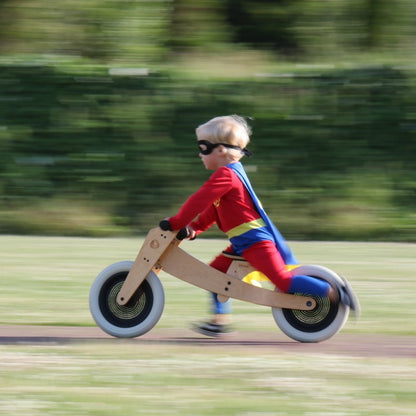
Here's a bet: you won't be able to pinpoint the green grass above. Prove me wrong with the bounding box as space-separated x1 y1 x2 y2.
0 235 415 415
0 342 415 416
0 235 414 335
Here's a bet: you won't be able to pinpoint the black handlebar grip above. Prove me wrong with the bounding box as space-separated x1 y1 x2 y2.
159 220 172 231
176 227 190 240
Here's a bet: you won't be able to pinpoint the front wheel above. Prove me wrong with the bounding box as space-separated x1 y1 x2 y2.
272 265 349 343
89 261 165 338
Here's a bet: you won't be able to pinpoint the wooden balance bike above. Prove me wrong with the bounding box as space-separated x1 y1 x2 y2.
89 225 359 343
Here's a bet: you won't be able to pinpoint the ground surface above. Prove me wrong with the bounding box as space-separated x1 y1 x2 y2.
1 325 414 358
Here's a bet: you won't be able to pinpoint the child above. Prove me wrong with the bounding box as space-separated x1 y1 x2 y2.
163 115 338 337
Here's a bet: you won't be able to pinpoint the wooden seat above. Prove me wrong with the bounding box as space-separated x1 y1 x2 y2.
221 251 247 261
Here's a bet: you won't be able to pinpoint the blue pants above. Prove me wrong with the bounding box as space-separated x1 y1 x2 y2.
211 292 232 314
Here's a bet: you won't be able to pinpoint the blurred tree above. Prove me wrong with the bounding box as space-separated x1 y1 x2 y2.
1 0 415 60
0 0 170 64
225 0 301 54
166 0 231 52
295 0 416 56
0 1 416 239
363 0 388 48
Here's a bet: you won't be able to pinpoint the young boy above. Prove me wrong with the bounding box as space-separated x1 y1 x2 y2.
163 115 338 337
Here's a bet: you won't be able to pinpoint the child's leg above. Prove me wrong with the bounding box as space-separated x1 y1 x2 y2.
242 240 330 297
242 240 292 291
192 250 233 335
209 250 233 318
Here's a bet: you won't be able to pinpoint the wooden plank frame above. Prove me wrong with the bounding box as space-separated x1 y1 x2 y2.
117 227 316 311
116 228 176 305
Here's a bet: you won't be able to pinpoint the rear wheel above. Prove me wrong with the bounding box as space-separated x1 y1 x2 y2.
272 265 349 343
89 261 164 338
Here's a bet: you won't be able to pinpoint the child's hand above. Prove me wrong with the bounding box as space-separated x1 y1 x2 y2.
187 226 196 240
159 219 196 240
176 226 196 240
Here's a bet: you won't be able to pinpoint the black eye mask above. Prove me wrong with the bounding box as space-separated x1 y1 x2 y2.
197 140 252 157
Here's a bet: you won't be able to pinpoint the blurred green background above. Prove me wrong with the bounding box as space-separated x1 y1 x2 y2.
1 0 415 241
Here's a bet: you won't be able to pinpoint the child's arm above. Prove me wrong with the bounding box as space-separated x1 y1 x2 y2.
189 204 217 235
161 205 215 240
168 167 232 230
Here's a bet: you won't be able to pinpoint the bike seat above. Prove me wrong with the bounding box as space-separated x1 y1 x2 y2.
222 251 247 261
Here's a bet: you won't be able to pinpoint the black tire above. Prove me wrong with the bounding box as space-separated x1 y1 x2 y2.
89 261 164 338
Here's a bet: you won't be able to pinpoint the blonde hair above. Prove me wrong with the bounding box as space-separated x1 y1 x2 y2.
196 115 251 160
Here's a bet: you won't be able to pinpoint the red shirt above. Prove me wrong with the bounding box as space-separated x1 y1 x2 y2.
169 166 261 235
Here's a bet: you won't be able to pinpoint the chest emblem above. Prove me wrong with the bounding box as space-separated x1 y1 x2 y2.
213 198 221 207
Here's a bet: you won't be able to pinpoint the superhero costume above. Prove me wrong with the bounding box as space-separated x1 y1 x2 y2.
169 162 329 313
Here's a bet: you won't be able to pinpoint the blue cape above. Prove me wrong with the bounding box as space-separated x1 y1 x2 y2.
227 162 298 265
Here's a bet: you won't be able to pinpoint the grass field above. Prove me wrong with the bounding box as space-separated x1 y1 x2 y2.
0 235 414 334
0 235 415 415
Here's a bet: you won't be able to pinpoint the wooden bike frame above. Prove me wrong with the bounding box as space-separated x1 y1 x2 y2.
117 227 316 311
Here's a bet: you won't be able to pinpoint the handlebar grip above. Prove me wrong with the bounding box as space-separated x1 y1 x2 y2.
159 221 191 240
176 227 191 240
159 220 172 231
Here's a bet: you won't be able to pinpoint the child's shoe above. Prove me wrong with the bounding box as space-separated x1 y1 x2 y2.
338 277 361 318
192 321 234 337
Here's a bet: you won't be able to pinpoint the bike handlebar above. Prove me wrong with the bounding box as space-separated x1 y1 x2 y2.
176 227 191 240
159 220 190 241
159 220 172 231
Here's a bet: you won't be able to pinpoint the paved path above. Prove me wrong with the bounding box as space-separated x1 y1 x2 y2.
0 325 414 358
